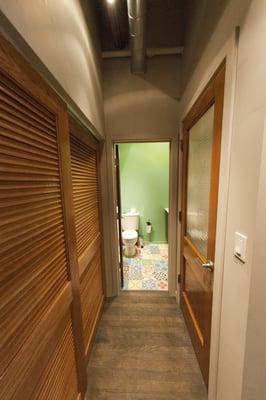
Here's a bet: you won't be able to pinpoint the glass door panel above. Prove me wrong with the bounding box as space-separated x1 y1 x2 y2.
186 105 214 258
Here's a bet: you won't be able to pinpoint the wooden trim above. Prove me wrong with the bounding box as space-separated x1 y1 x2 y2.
183 60 225 131
182 292 204 347
180 124 189 290
184 236 207 263
79 233 102 278
207 66 225 261
0 34 62 112
183 90 214 132
70 117 98 151
0 15 103 141
57 109 87 395
96 139 107 296
181 60 226 269
114 144 124 288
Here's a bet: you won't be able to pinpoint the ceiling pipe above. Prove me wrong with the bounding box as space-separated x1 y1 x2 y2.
105 0 129 49
127 0 147 74
102 46 184 59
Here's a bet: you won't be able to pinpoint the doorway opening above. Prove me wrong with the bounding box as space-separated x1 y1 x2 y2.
114 142 170 291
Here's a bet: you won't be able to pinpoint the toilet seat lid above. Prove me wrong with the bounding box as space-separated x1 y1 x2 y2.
122 229 138 240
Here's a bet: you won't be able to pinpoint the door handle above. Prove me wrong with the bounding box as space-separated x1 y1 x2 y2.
202 261 214 272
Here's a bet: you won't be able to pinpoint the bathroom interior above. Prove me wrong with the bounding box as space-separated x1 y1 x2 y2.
116 142 170 290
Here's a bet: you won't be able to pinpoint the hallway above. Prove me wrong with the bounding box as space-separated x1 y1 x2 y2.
86 292 207 399
1 0 266 399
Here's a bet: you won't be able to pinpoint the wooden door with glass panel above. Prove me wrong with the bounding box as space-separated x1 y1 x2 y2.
180 62 225 388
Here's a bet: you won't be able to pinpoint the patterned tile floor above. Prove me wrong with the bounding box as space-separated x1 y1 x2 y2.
122 244 168 291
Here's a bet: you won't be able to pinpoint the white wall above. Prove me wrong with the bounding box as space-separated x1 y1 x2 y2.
179 0 266 399
241 118 266 400
104 56 180 140
0 0 105 137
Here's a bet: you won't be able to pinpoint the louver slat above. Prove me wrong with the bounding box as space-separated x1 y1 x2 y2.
31 312 79 400
0 70 68 376
0 61 80 399
70 133 100 258
80 251 104 353
69 120 104 356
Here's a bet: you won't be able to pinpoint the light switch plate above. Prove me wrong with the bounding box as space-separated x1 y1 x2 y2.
234 232 247 263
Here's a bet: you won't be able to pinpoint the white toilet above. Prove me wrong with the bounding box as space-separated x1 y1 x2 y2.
121 210 139 257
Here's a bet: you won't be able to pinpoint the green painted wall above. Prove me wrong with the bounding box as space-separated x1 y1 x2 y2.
119 143 169 243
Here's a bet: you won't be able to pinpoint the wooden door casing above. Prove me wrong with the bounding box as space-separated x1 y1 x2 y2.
180 62 225 388
0 34 104 399
114 144 124 288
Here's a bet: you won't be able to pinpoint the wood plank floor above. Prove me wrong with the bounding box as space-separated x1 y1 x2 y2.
86 291 208 400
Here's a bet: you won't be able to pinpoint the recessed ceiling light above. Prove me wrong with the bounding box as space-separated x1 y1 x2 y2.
107 0 115 4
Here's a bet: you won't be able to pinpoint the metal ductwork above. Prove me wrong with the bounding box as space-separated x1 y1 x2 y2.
127 0 147 74
104 0 129 50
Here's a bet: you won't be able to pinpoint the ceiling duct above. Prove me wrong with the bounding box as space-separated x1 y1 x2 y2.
102 0 129 50
127 0 147 74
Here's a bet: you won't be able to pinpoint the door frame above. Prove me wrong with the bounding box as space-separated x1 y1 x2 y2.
111 138 178 295
178 29 240 397
180 61 225 387
114 144 124 288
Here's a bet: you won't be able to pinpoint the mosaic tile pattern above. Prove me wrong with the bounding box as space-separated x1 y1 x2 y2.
122 244 168 291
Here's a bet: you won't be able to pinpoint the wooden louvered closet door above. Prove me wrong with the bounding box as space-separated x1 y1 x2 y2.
0 36 86 399
70 119 104 359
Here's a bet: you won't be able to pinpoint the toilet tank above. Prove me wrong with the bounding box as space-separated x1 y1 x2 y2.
122 211 139 231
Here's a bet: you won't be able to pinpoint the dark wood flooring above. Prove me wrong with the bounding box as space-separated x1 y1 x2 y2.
86 291 208 400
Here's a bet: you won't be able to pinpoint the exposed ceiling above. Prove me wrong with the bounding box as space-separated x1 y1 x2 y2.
95 0 185 52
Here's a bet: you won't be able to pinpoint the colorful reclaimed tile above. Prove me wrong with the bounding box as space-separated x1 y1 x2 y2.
142 264 154 275
148 245 160 254
142 279 156 290
156 281 168 290
128 280 142 290
122 243 168 291
152 271 168 281
123 265 130 273
130 264 142 274
128 270 143 280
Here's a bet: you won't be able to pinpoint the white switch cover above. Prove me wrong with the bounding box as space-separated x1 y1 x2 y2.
234 232 247 263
